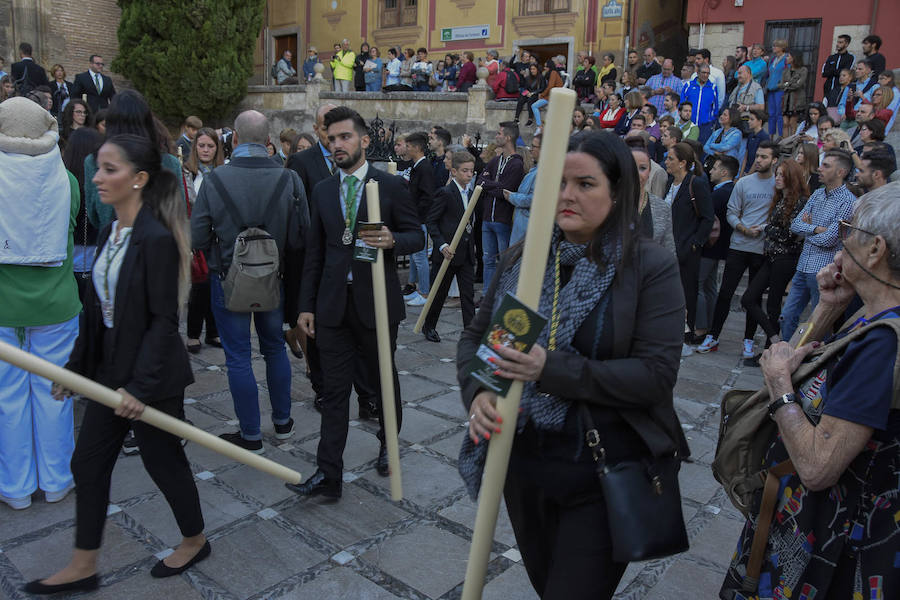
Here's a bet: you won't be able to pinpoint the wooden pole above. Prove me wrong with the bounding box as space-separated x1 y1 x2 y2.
365 181 403 500
0 340 302 485
413 185 483 333
461 87 577 600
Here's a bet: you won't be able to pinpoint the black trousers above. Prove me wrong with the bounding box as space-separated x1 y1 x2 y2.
422 255 476 331
305 335 378 405
514 93 539 120
186 280 218 341
679 249 702 332
504 431 627 599
709 249 765 340
71 395 203 550
741 254 799 340
314 288 402 479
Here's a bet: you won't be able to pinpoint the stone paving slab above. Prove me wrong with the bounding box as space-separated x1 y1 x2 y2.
0 266 775 599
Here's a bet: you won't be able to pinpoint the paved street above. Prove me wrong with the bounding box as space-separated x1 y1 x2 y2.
0 285 765 600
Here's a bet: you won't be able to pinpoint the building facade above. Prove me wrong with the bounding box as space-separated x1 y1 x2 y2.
254 0 688 85
684 0 899 101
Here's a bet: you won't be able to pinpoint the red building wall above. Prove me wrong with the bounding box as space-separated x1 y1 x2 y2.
685 0 899 96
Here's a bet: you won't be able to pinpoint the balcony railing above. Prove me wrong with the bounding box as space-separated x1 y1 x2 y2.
519 0 570 15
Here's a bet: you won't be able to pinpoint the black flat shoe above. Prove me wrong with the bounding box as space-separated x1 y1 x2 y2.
205 337 223 349
376 444 390 477
150 541 211 578
186 341 202 354
423 328 441 343
283 331 304 359
285 469 342 498
23 574 99 595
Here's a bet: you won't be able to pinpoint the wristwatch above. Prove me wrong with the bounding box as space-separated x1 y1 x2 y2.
767 392 797 419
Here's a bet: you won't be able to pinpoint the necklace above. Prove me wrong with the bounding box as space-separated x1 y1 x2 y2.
548 247 562 351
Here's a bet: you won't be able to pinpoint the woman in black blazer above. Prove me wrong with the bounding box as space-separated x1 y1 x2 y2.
663 142 715 346
458 132 689 599
49 63 75 119
26 135 207 595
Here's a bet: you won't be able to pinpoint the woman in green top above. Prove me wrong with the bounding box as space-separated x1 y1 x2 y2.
83 90 184 231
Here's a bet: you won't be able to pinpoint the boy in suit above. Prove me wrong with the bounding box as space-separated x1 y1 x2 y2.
421 151 478 342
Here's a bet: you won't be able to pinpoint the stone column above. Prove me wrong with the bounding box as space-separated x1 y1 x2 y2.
466 68 490 133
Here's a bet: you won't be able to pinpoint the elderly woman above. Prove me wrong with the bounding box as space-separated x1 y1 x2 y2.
721 181 900 598
458 132 689 599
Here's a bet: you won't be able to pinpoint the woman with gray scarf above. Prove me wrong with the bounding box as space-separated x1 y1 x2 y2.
457 132 689 598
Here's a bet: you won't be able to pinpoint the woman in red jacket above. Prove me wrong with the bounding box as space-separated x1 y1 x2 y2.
456 51 477 92
598 93 625 129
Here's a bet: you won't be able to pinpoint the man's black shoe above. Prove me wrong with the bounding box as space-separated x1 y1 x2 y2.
423 328 441 343
313 396 324 413
358 401 380 420
285 469 341 498
376 444 389 477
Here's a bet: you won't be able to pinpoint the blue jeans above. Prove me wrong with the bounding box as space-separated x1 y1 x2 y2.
698 121 715 144
365 80 381 92
779 271 820 340
531 98 548 126
482 221 512 289
408 224 430 295
210 276 291 440
767 90 784 136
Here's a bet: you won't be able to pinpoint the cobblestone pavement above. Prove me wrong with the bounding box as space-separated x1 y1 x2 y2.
0 289 765 599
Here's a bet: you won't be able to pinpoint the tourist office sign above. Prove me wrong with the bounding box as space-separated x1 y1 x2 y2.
602 0 623 19
441 25 490 42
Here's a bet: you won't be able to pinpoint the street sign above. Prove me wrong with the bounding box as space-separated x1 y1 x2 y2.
440 25 490 42
601 0 623 19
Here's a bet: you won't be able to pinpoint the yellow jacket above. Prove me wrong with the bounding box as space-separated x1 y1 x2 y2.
331 50 356 81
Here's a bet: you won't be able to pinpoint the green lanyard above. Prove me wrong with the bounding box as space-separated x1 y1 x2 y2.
341 175 361 245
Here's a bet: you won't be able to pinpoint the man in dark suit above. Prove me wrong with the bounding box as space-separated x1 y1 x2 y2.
402 131 437 306
10 42 49 94
72 55 116 113
421 150 478 342
285 102 380 420
291 107 423 498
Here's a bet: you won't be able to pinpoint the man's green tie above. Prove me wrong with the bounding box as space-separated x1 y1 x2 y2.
94 72 102 92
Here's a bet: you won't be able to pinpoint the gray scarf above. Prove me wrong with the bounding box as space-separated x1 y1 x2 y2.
458 227 622 499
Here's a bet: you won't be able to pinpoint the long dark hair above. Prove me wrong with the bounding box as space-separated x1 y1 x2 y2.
567 131 640 266
770 158 808 226
60 99 92 141
63 127 104 245
103 90 161 151
105 134 190 304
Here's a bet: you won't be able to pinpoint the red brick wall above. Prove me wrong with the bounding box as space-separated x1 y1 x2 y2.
44 0 124 86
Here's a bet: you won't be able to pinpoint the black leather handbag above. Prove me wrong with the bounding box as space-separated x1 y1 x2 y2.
579 404 689 562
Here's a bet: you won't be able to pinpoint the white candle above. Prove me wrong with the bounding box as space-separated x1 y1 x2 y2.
413 185 483 333
461 87 577 600
365 180 404 500
387 161 397 175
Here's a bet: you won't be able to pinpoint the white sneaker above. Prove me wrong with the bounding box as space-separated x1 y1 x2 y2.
0 493 31 510
45 482 75 503
742 339 755 359
403 290 419 301
697 335 718 353
681 343 693 357
406 293 427 306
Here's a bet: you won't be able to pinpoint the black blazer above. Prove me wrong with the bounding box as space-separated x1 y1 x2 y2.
49 80 75 117
72 70 116 112
665 172 715 263
300 165 424 329
457 240 690 459
409 158 437 222
286 144 332 200
702 181 735 261
426 182 476 267
10 59 49 90
66 205 193 402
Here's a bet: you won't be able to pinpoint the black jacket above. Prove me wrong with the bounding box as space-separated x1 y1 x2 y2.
476 152 524 225
409 157 437 222
457 239 690 460
72 70 116 113
285 144 332 201
702 181 735 261
665 172 715 263
300 166 424 328
66 205 193 402
49 80 75 117
821 52 854 106
426 182 476 267
10 58 49 90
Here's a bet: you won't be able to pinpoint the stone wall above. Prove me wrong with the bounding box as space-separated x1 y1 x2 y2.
238 81 524 142
687 22 745 68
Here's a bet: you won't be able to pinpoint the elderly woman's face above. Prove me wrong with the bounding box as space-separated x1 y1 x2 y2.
860 125 872 142
557 152 614 243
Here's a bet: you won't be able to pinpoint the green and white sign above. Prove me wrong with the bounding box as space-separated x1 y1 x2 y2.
440 25 490 42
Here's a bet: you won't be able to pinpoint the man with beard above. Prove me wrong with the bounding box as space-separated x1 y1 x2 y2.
291 107 423 497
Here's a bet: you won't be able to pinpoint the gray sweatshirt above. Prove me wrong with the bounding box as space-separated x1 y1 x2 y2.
726 172 775 254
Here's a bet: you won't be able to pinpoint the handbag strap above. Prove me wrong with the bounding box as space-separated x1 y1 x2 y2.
742 459 795 593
